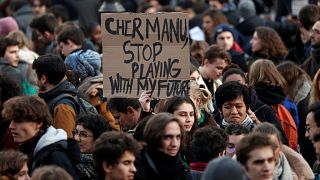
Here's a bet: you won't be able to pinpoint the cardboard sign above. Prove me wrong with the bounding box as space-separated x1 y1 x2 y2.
101 12 190 98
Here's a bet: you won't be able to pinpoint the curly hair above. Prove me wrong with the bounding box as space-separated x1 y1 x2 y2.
190 127 228 162
254 26 288 60
248 59 287 89
77 114 112 140
0 150 28 179
1 96 53 130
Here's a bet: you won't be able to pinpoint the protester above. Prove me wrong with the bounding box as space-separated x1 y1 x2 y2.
31 165 72 180
225 124 248 158
1 96 79 179
0 150 30 180
215 81 259 131
236 133 276 180
93 131 140 180
32 54 78 138
74 114 112 180
250 26 288 65
189 127 227 179
254 122 314 180
135 113 190 179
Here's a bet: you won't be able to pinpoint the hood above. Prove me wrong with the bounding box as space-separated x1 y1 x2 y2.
38 80 77 104
34 126 67 155
254 83 286 105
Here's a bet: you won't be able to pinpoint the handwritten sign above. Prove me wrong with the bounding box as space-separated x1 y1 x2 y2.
101 13 190 98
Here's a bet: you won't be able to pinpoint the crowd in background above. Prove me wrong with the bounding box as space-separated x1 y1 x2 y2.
2 0 320 180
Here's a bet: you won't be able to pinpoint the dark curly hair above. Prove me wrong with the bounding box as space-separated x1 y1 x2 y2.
77 114 112 140
191 127 228 162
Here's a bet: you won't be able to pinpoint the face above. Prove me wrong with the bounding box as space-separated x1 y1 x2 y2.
204 58 228 80
216 32 234 51
208 0 223 10
310 21 320 46
106 151 136 180
173 102 195 132
245 147 275 180
159 121 181 156
91 25 102 44
224 74 246 85
221 96 247 124
251 32 262 52
4 45 20 67
73 124 95 153
268 134 281 163
32 0 46 15
190 70 201 87
110 109 139 132
9 121 42 143
305 112 320 141
202 15 214 36
58 42 73 57
226 134 245 157
15 162 30 180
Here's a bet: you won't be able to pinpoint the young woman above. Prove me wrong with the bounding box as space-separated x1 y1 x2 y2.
135 113 189 179
0 150 30 180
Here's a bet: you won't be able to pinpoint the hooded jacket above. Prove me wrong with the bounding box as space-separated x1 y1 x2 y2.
38 80 78 137
21 126 80 179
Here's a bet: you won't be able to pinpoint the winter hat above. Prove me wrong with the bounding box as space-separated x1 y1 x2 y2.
212 24 236 42
65 49 101 80
201 157 244 180
0 17 19 37
238 0 256 19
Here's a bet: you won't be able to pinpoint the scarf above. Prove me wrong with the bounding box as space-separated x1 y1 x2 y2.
76 154 95 180
222 115 254 131
274 152 293 180
190 162 208 172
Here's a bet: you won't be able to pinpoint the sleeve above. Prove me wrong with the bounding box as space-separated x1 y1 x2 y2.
53 104 77 138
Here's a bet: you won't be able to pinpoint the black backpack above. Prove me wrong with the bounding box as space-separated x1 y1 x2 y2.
48 94 98 117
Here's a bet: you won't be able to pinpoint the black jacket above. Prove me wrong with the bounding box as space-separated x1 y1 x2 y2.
135 148 190 180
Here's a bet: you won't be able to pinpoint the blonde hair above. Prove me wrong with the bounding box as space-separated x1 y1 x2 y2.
6 30 30 49
310 69 320 106
248 59 287 88
189 81 212 113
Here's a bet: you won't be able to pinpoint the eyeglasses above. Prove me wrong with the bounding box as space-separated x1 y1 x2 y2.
72 129 94 139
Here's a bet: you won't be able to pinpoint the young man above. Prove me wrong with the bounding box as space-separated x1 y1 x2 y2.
57 25 85 57
198 45 231 99
305 102 320 142
32 54 77 138
190 127 228 178
93 131 140 180
225 124 248 157
107 98 143 135
237 133 276 180
2 96 79 179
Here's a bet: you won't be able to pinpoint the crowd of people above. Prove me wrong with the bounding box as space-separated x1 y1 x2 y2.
1 0 320 180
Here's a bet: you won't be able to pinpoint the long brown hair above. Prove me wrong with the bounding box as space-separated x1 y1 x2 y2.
248 59 287 88
255 26 288 59
310 69 320 106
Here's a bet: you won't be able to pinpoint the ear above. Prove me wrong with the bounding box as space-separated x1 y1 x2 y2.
127 106 135 115
196 96 201 107
204 58 210 66
66 39 73 47
43 31 52 39
40 75 47 84
36 122 43 130
102 161 112 174
218 109 223 118
90 89 99 97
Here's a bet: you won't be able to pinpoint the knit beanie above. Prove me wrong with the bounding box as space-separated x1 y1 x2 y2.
201 157 244 180
0 17 19 37
212 24 235 43
238 0 256 19
65 49 101 80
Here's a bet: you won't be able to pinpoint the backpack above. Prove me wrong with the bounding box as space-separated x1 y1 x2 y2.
48 94 98 117
271 104 298 151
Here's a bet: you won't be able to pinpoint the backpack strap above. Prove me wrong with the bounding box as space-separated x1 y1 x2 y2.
48 94 80 116
76 96 89 114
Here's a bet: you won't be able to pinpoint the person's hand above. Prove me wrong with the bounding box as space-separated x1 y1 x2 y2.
248 109 260 125
139 90 152 112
